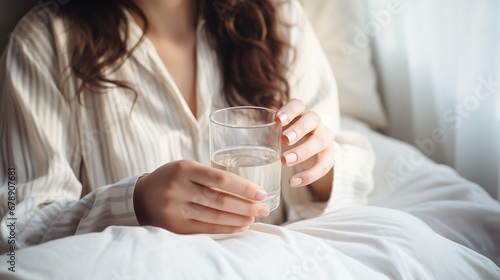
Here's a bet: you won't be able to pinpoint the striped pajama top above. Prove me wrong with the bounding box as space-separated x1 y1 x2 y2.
0 0 375 253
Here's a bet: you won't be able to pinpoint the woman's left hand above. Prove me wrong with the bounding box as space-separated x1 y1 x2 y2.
275 99 335 200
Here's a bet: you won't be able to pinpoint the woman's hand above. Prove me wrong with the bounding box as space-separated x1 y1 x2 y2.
276 99 335 200
133 160 270 234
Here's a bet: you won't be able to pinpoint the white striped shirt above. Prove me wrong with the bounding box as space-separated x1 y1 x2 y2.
0 1 374 253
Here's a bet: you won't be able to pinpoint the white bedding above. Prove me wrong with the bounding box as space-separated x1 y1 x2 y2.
2 117 499 279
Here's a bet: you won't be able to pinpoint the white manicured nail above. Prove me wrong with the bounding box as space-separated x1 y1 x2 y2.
290 178 302 187
258 206 270 217
284 131 297 143
284 153 298 164
254 189 267 201
278 113 288 123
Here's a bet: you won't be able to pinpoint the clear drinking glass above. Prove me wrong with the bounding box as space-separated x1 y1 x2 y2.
209 106 282 211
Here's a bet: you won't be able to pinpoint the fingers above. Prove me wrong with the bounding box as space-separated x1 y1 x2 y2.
180 160 268 201
282 126 334 166
190 184 270 218
281 111 322 146
138 159 265 235
275 99 305 126
275 99 336 188
181 219 250 234
288 145 335 187
182 203 255 227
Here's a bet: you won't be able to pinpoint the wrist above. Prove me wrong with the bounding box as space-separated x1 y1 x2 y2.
308 168 334 201
133 174 150 226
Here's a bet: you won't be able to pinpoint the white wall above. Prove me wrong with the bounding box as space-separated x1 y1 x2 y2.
365 0 500 200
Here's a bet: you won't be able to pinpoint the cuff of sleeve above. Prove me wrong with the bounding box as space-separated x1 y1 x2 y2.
322 132 375 214
75 174 147 234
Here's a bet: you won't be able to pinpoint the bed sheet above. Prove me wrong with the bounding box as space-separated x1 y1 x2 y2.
1 117 499 279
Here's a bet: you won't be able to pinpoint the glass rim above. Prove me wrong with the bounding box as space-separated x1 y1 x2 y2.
209 106 277 129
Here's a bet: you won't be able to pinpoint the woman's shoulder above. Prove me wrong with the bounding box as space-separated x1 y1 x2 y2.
273 0 310 49
2 5 75 100
8 5 69 51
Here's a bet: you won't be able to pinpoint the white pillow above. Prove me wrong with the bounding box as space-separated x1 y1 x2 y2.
301 0 388 129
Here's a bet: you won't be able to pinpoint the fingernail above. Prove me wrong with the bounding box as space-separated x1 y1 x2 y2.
290 178 302 187
277 113 288 123
284 153 298 164
254 189 267 201
258 206 270 217
284 131 297 143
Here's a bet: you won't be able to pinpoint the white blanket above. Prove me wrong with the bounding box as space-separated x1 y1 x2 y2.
1 117 499 279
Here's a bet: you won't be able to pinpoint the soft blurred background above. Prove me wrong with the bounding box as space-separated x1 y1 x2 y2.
1 0 499 200
0 0 34 51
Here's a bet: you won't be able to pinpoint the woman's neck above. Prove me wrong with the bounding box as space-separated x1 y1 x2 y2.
132 0 198 43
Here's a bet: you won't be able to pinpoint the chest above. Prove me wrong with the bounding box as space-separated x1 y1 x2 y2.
150 38 198 118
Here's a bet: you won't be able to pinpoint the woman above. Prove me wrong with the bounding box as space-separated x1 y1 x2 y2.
0 0 372 252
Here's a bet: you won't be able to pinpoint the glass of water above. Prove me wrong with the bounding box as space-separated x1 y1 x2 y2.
209 106 282 211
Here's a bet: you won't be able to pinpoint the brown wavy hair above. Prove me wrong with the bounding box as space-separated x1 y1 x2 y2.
59 0 290 110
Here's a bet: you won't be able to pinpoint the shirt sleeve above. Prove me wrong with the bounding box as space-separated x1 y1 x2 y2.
278 0 376 222
0 16 140 254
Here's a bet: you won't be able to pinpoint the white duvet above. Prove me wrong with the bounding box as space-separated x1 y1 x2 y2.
1 117 499 279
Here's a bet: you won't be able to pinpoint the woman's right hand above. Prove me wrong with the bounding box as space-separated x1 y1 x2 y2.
133 160 270 234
